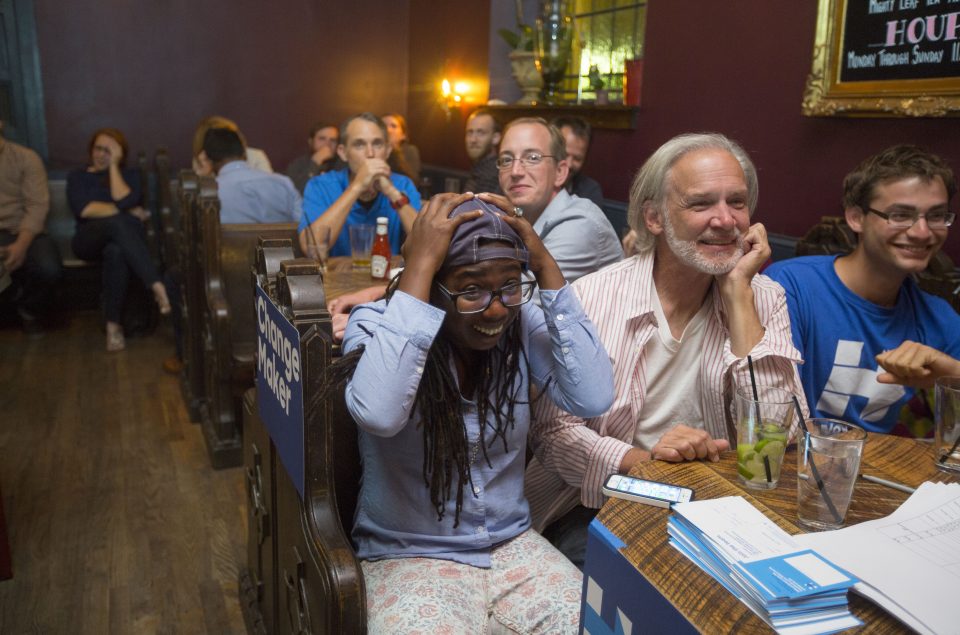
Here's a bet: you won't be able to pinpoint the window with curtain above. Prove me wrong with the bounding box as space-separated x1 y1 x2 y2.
562 0 647 103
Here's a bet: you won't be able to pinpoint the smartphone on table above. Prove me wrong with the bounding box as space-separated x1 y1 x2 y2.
602 474 694 508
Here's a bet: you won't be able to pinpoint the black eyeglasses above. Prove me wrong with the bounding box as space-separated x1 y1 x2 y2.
436 281 536 314
865 207 955 230
496 152 556 171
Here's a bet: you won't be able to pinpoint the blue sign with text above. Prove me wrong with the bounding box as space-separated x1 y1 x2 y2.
255 285 304 499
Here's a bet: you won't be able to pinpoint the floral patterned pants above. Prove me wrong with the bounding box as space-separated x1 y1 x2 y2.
361 529 582 634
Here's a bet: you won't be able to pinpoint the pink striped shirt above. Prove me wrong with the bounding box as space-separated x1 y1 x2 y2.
525 251 805 530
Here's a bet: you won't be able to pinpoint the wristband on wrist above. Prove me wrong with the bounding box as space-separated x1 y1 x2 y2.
390 193 410 210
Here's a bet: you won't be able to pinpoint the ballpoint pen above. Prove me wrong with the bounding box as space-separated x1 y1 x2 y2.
859 473 916 494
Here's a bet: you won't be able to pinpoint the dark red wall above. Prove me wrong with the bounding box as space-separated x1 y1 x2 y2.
585 1 960 259
34 0 410 172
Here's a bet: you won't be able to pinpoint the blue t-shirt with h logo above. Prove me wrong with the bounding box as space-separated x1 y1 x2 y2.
765 255 960 433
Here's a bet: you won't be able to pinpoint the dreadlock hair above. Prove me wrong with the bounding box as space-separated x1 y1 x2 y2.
322 271 528 527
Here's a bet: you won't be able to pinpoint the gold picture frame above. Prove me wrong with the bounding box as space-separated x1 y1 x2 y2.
802 0 960 117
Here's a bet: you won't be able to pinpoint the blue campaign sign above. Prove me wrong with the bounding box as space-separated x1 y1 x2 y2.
255 285 305 499
580 519 697 635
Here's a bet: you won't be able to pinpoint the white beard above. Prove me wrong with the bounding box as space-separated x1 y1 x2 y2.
662 212 744 275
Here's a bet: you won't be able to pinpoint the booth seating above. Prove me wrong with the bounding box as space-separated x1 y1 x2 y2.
796 215 960 313
41 155 162 328
176 171 206 421
153 149 180 272
240 256 365 634
193 179 300 468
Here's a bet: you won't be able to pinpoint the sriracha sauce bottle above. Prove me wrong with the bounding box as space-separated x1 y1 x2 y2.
370 217 391 280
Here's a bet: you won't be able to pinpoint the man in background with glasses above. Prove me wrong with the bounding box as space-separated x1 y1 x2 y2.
766 145 960 435
490 117 621 285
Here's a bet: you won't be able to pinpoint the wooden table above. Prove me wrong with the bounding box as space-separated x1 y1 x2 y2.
321 256 394 303
588 433 959 633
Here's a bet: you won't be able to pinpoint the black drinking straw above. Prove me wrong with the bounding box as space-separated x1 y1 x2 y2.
746 356 771 483
792 395 842 525
940 434 960 464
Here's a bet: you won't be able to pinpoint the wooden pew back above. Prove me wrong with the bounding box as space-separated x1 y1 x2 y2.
195 177 300 467
240 260 366 634
177 171 206 421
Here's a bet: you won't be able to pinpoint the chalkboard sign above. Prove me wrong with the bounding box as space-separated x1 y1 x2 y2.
840 1 960 82
803 0 960 117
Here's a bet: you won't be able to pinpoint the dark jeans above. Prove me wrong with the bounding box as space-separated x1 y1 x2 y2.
0 230 63 318
71 214 159 323
541 504 599 571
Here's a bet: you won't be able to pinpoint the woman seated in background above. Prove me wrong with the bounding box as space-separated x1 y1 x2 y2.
328 193 614 632
382 113 421 183
191 115 272 176
67 128 170 352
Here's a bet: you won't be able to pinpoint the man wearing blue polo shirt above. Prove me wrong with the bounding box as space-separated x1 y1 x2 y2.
297 112 420 257
766 145 960 435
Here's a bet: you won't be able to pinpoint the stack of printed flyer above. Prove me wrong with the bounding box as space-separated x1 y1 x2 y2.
667 496 861 635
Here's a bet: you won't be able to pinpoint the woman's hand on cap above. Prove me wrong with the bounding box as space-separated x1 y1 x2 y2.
398 192 480 302
476 193 564 291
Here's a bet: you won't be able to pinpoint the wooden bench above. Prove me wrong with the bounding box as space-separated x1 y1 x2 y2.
176 171 206 421
240 258 366 634
43 158 162 332
196 177 300 468
153 149 180 272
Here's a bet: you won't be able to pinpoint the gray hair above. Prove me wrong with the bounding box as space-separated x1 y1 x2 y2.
339 112 388 146
627 133 758 253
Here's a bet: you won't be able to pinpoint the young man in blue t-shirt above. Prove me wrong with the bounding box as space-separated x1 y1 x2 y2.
766 145 960 434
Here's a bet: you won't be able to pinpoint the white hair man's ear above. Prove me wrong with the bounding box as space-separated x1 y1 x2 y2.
643 202 664 236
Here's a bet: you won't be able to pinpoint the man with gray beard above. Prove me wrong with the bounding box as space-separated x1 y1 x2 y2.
525 133 805 568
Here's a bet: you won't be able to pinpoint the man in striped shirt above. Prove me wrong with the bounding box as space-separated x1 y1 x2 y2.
525 133 805 568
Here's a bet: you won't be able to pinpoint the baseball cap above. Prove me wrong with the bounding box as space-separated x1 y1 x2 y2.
442 197 529 270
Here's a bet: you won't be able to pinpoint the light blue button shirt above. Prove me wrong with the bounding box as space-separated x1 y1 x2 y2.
216 160 302 224
342 284 614 567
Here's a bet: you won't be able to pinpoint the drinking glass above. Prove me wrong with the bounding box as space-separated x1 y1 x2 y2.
935 376 960 473
735 386 795 490
796 419 866 531
349 225 374 269
305 226 330 274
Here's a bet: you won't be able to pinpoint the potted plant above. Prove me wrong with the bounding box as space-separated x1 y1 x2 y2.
500 0 542 104
588 64 609 105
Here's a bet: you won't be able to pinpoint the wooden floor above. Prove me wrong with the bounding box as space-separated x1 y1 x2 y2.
0 311 247 634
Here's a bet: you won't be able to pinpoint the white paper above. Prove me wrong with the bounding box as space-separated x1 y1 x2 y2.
673 496 801 562
795 482 960 635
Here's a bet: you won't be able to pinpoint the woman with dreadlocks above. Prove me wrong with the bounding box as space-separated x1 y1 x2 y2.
339 191 614 632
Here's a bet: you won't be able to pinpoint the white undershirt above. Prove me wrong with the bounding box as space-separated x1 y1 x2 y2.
632 281 711 451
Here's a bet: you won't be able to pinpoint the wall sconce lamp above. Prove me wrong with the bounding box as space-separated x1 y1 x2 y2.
440 78 470 118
